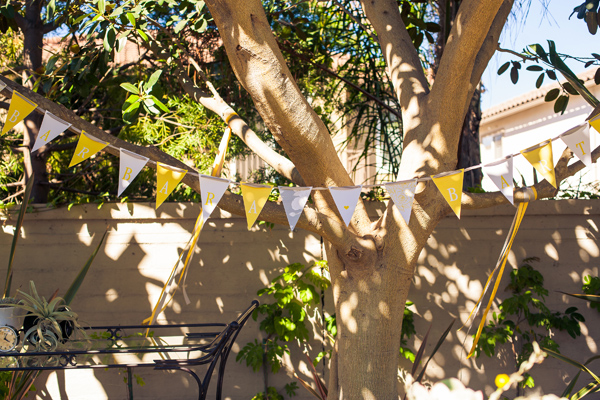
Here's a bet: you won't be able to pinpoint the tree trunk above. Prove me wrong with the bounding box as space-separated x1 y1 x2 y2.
20 0 49 203
457 86 483 190
326 241 412 399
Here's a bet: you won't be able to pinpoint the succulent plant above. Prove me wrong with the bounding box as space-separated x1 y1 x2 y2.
16 281 82 351
0 298 21 306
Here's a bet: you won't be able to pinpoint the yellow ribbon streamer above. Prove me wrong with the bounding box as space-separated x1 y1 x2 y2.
143 126 232 328
464 188 535 358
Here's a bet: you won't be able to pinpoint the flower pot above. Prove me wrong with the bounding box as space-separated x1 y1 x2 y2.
23 312 75 344
0 305 26 330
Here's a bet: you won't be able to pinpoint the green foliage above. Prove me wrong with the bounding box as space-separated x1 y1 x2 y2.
582 275 600 313
474 257 585 389
498 40 600 115
252 386 284 400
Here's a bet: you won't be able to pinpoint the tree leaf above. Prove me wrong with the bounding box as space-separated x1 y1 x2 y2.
497 62 510 75
150 95 169 113
563 82 580 96
126 12 136 28
510 65 519 84
145 70 162 92
526 65 543 72
546 69 557 80
595 67 600 85
536 73 544 89
174 19 187 34
554 95 569 115
545 88 560 102
98 0 105 14
120 82 138 94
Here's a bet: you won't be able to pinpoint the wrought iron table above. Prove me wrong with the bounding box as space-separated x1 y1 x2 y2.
0 300 258 400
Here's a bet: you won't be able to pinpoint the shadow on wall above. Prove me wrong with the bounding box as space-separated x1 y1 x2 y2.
409 200 600 398
1 200 599 399
0 202 323 400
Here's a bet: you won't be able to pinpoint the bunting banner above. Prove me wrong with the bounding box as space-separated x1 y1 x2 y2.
118 148 149 196
279 186 312 231
483 158 514 205
32 111 72 153
69 132 108 168
1 92 38 135
385 180 417 225
241 183 273 230
329 185 362 227
200 174 230 224
520 140 557 188
432 169 464 219
156 163 187 209
561 125 593 167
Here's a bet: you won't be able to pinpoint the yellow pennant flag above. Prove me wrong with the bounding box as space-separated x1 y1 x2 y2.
241 183 272 230
432 169 464 219
590 116 600 133
156 163 187 209
68 132 108 167
1 92 38 135
520 140 557 188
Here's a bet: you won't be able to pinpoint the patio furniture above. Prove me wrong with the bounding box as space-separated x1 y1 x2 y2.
0 300 259 400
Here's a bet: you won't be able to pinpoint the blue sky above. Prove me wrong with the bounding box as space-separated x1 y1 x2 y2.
482 0 594 110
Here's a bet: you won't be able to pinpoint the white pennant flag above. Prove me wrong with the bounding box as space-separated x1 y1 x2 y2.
562 125 593 167
279 186 312 231
118 148 149 196
483 157 514 205
200 174 230 223
329 185 362 227
385 180 417 225
32 111 71 153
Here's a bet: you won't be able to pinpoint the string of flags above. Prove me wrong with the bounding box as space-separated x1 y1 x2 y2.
1 85 599 231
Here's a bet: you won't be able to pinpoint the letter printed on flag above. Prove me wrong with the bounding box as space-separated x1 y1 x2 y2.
520 140 557 188
2 92 38 135
200 174 230 223
279 186 312 231
561 125 593 167
432 169 464 218
241 183 273 230
156 163 187 209
32 112 72 153
118 148 149 196
328 185 363 227
483 158 514 205
68 132 108 167
385 180 417 225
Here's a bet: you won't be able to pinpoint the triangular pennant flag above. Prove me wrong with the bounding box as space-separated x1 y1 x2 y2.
432 169 464 218
483 158 514 205
118 148 149 196
520 140 557 188
385 180 417 225
279 186 312 231
562 125 593 167
328 185 362 227
1 92 38 135
241 183 273 230
32 112 71 153
200 174 230 223
156 163 187 209
589 113 600 133
68 132 108 167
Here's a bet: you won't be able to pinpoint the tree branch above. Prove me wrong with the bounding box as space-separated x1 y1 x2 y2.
359 0 429 117
205 0 370 240
428 0 506 150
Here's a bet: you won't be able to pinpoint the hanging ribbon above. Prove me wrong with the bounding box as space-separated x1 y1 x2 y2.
464 187 536 358
144 127 231 327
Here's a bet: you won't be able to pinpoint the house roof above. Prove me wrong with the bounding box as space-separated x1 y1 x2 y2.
482 68 597 121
